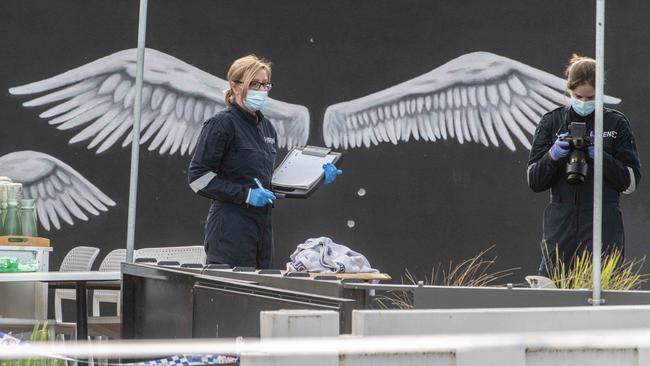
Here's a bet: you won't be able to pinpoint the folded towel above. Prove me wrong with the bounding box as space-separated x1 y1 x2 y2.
287 237 378 273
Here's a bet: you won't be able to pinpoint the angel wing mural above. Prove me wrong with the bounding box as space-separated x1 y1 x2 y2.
323 51 621 151
0 151 115 231
9 48 310 154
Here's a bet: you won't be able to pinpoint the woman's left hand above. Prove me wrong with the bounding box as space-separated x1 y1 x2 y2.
322 163 342 184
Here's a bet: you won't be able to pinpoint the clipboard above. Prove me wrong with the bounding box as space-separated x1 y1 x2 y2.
271 145 342 198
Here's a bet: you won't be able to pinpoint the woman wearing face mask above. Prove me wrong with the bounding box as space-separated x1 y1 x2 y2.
188 55 341 268
527 54 641 276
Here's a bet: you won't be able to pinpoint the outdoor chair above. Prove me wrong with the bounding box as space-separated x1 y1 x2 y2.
92 249 126 316
54 246 100 323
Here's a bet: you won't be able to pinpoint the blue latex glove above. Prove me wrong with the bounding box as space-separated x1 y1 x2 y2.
548 134 570 160
247 188 276 207
588 145 594 159
323 163 342 185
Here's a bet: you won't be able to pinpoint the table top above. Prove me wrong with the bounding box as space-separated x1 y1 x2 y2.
206 269 391 281
307 272 392 280
0 271 120 282
0 245 53 252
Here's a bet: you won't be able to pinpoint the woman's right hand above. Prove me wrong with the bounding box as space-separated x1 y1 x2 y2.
549 133 570 160
247 188 276 207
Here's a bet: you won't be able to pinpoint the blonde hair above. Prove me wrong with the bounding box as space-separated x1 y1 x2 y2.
564 54 596 90
224 55 272 106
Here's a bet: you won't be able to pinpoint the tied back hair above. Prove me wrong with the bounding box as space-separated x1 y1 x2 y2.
565 54 596 90
224 55 272 106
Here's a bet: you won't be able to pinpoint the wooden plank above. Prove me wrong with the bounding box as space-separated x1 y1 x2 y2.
0 236 50 247
312 272 391 280
281 271 391 281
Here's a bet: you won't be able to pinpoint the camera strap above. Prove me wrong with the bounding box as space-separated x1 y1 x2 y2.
555 107 572 137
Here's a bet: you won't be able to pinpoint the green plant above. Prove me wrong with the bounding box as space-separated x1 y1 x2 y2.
544 245 647 290
375 246 518 309
0 322 62 366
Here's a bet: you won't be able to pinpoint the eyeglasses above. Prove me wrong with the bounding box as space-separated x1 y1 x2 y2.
234 80 273 91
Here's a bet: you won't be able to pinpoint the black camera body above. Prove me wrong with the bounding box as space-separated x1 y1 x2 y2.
560 122 593 184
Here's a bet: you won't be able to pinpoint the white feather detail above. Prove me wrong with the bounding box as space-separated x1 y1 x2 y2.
322 51 621 151
0 151 115 231
10 48 310 153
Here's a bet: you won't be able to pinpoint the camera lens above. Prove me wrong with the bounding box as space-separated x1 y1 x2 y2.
566 149 589 184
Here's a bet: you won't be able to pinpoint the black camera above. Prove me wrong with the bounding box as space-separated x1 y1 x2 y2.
560 122 593 184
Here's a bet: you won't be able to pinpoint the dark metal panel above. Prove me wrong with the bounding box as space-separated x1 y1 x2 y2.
193 275 358 334
413 286 650 309
199 269 371 309
121 263 196 339
122 263 360 337
193 284 343 337
598 290 650 306
201 269 343 296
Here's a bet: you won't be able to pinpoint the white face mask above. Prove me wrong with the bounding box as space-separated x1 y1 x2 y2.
570 98 596 116
244 90 268 111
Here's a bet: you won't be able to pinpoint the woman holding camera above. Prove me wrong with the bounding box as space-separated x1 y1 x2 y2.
527 54 641 276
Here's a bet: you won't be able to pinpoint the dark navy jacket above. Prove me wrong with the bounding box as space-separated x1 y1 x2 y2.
527 106 641 259
188 103 277 267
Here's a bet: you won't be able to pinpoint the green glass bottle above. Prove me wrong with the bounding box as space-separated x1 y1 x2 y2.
4 199 21 236
19 199 38 237
0 183 8 235
7 182 22 202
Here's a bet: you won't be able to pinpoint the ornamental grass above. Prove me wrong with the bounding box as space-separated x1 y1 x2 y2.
545 245 647 290
375 245 518 309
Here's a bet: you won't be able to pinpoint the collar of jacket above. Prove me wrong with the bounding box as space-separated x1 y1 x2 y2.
230 102 265 125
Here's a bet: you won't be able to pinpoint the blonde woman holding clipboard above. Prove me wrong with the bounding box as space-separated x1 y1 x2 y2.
188 55 341 268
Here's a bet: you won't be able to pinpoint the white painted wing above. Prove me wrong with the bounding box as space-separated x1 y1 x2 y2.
9 48 309 154
0 151 116 231
323 51 621 151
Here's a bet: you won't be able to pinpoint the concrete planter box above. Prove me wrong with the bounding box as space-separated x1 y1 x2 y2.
342 282 650 309
410 285 650 309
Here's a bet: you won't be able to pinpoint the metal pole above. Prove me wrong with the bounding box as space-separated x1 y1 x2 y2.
126 0 149 262
592 0 605 306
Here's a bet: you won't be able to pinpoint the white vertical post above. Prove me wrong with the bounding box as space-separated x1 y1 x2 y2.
126 0 148 262
592 0 605 306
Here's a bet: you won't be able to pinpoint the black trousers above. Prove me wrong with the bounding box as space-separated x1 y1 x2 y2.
537 203 625 276
204 201 274 269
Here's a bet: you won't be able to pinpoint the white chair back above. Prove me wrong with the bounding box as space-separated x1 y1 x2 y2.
59 246 100 272
92 249 126 319
134 245 206 265
55 245 100 323
98 249 127 272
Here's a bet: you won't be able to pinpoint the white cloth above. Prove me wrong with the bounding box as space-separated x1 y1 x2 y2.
0 331 20 345
286 237 378 273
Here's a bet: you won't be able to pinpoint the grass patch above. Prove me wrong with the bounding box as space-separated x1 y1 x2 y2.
1 322 62 366
545 245 647 290
375 245 518 309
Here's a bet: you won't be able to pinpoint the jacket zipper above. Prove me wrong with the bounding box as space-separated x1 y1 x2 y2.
256 122 274 181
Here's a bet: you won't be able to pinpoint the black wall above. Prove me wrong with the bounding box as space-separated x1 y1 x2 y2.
2 0 648 282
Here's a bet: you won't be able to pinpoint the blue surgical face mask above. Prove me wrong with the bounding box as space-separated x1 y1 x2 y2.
570 98 596 116
244 90 268 111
